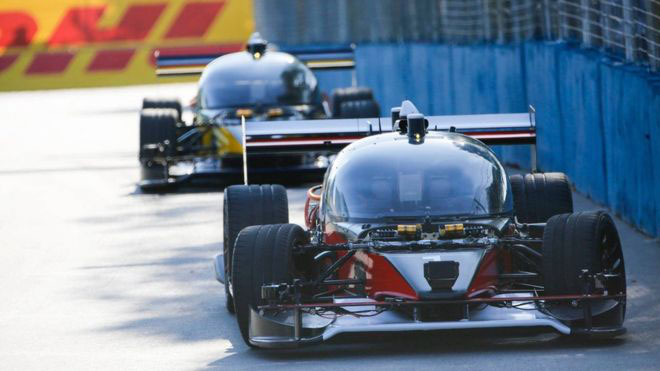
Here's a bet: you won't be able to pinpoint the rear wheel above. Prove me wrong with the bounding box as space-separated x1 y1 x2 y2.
510 172 573 223
142 98 182 122
331 87 379 118
139 109 178 184
338 99 380 118
542 211 626 328
223 185 289 313
232 224 307 345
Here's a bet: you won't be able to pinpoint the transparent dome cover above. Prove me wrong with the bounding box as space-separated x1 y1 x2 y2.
322 132 513 222
199 51 320 109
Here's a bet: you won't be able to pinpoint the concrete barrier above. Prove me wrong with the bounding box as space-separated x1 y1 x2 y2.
599 61 660 236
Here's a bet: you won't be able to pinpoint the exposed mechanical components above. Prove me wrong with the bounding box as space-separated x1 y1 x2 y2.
367 222 489 242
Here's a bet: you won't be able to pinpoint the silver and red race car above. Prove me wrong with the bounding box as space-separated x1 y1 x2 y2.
214 101 626 348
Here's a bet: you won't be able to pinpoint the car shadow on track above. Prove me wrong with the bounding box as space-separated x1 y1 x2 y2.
71 186 248 347
78 241 243 343
72 180 314 357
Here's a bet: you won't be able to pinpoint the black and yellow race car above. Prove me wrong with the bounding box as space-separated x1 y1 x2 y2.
138 33 379 190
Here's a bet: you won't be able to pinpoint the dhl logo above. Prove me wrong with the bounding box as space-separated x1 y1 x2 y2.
0 0 252 90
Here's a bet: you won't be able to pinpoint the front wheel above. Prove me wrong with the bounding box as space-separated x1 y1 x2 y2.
231 224 307 346
223 185 289 313
139 108 178 186
142 98 182 122
542 211 626 329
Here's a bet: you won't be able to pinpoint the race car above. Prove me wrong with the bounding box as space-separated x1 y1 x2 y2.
214 101 627 348
138 33 379 190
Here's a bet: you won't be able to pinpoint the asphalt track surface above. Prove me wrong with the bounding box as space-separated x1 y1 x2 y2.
1 83 659 370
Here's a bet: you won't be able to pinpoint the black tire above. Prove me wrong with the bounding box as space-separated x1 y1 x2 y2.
510 172 573 223
223 185 289 313
331 87 373 115
232 224 307 345
542 211 626 326
139 109 178 182
332 87 374 114
142 98 182 121
337 99 380 118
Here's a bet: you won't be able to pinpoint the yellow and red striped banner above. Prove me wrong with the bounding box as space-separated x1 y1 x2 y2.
0 0 253 91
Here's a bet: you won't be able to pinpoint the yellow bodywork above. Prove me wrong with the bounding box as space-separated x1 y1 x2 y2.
200 126 243 156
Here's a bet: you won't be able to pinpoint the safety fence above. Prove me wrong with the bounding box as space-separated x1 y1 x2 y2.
255 0 660 72
0 0 253 91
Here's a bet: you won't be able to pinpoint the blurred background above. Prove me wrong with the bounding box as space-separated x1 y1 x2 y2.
0 0 658 237
0 0 253 89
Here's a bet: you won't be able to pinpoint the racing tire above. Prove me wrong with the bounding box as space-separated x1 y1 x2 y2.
331 87 380 118
331 87 373 114
223 185 289 313
337 99 381 118
142 98 182 122
139 109 178 184
542 211 626 327
510 172 573 223
232 224 307 346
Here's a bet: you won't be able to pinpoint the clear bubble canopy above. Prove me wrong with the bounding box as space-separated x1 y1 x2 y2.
322 131 513 222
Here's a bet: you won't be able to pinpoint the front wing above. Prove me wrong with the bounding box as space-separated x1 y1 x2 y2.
248 293 625 348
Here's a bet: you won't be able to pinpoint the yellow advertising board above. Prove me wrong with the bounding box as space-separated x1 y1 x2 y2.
0 0 253 91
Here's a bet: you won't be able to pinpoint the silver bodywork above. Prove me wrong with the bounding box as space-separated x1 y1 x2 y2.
248 294 571 349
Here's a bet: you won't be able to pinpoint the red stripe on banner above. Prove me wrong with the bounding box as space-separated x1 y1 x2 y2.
87 49 135 71
0 12 38 47
0 54 19 72
26 52 75 74
149 43 243 65
165 1 225 39
49 4 166 46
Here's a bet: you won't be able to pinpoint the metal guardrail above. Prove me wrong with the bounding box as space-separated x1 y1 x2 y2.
254 0 660 72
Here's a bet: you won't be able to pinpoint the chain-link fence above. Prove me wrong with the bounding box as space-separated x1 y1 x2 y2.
254 0 660 71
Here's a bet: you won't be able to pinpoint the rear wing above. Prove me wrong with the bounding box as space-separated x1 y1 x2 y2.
244 106 538 169
155 45 356 77
280 45 356 70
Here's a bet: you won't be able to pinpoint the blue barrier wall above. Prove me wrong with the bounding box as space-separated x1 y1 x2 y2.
314 42 659 236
